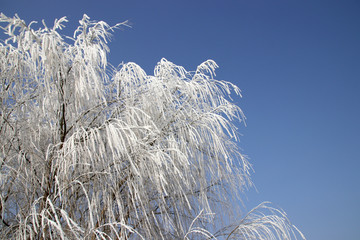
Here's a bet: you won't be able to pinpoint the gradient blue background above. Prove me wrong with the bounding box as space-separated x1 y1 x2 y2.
1 0 359 239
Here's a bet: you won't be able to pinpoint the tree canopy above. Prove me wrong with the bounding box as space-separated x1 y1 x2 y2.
0 13 304 239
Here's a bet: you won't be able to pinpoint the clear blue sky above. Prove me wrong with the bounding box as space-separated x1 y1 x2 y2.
2 0 360 239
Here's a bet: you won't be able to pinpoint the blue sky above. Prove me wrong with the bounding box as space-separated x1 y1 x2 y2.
2 0 360 239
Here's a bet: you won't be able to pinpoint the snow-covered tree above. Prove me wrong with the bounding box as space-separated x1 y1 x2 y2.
0 14 304 239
